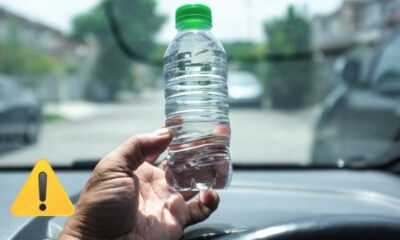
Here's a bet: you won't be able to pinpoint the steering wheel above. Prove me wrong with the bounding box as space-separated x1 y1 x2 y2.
183 215 400 240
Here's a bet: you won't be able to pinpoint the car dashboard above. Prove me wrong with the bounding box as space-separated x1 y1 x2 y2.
1 169 400 239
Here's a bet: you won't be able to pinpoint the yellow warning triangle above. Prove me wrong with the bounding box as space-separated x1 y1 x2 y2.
11 159 75 216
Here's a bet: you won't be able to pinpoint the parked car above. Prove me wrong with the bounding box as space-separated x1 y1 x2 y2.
228 71 263 107
312 32 400 166
0 76 42 144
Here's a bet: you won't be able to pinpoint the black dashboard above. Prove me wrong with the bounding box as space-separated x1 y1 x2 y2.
2 169 400 239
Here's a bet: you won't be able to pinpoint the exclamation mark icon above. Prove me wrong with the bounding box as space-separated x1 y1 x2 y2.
38 172 47 211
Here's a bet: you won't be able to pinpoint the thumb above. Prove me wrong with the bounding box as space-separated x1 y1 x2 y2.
97 128 172 174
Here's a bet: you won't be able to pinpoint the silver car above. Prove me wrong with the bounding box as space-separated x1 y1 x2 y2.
0 76 42 144
228 71 263 107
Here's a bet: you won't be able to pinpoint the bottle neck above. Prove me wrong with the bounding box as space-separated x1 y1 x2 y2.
176 20 211 31
177 28 211 33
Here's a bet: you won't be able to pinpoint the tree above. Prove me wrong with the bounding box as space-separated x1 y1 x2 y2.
0 41 61 82
223 41 265 62
265 5 313 108
266 6 311 57
72 0 164 101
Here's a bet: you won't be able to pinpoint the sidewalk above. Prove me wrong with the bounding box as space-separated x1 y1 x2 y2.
44 102 99 121
43 89 164 121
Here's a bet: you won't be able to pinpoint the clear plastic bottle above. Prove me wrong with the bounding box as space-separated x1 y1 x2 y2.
163 4 232 191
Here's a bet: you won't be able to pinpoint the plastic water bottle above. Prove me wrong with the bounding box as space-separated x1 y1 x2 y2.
163 4 232 191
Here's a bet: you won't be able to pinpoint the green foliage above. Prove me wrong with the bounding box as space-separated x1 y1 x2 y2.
264 5 314 109
72 8 108 42
72 0 165 101
0 41 61 79
222 41 268 90
223 41 266 62
265 5 311 57
151 43 168 65
44 113 65 122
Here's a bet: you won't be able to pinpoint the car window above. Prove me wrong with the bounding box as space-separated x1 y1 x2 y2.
372 35 400 84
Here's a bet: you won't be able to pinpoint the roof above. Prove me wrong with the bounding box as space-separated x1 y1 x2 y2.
0 6 65 37
313 0 394 20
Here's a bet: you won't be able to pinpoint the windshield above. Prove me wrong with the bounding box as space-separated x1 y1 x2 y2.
0 0 399 168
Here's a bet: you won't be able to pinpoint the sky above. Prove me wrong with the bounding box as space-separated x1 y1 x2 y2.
0 0 342 43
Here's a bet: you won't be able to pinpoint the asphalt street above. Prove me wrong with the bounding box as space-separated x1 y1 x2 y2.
0 89 318 167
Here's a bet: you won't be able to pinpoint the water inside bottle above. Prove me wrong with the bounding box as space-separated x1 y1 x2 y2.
164 32 232 191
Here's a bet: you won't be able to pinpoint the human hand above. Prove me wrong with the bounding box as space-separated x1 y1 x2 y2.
60 128 219 240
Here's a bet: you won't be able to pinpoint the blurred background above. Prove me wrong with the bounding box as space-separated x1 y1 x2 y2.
0 0 399 167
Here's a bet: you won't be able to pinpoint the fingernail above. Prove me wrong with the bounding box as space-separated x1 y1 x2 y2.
153 127 170 136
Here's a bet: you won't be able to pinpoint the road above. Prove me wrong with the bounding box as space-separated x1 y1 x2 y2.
0 89 319 167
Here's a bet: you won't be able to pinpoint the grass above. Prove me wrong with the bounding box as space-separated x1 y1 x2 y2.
43 113 65 122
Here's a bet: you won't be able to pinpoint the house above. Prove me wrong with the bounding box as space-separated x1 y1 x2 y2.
0 6 98 102
312 0 400 55
0 7 79 59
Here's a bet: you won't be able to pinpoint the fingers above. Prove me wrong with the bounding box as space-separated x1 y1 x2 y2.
158 159 168 170
98 128 172 173
165 190 219 228
185 190 219 226
180 191 198 202
158 160 198 201
165 194 189 227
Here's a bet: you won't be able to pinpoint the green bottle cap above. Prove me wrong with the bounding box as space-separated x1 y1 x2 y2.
175 4 212 30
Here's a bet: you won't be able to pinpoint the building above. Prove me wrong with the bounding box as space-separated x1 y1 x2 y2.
0 6 98 102
0 7 79 59
312 0 400 55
